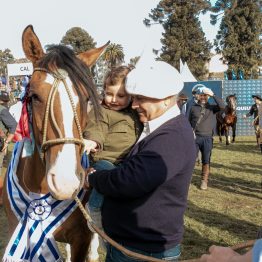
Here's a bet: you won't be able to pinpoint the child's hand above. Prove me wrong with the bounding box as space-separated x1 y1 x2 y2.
84 168 96 189
84 139 98 154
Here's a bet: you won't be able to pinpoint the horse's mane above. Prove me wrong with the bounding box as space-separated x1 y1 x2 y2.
38 45 101 119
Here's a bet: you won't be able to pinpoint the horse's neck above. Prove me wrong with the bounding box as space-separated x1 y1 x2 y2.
16 149 49 194
225 105 235 114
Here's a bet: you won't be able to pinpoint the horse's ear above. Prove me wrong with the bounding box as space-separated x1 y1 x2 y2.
22 25 45 66
77 41 110 67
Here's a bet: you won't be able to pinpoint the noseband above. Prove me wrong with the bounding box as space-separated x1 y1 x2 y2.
33 68 85 161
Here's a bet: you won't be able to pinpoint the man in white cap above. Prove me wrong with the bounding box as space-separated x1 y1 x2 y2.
85 58 196 261
188 85 225 190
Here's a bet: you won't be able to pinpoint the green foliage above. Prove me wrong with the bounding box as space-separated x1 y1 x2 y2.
0 49 15 75
212 0 262 79
102 43 124 69
60 27 96 54
128 56 140 68
146 0 212 80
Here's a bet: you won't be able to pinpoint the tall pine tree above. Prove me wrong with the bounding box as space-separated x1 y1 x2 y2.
60 27 96 54
212 0 262 79
146 0 212 80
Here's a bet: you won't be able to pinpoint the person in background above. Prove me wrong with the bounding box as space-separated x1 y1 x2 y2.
188 86 225 190
243 95 262 146
257 102 262 154
9 95 23 122
83 65 143 230
0 91 17 205
85 57 196 262
177 93 188 113
200 238 262 262
182 84 202 118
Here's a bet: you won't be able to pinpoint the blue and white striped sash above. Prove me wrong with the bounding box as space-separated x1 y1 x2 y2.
3 140 85 262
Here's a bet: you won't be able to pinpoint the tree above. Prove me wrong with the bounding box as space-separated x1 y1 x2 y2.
102 43 125 68
128 56 140 69
60 27 96 54
0 49 15 75
145 0 212 80
211 0 262 79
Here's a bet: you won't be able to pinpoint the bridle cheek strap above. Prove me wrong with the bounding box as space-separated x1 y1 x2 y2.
33 68 85 161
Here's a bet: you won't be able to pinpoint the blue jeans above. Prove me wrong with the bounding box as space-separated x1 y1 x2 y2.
105 244 181 262
88 160 116 210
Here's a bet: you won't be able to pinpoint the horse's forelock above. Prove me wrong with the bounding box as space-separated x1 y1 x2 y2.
38 45 101 120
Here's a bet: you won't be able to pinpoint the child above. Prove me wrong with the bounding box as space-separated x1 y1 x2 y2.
83 66 143 229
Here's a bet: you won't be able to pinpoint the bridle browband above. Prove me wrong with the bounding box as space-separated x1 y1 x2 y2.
33 67 85 161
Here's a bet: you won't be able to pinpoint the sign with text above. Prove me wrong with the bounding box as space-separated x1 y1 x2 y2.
7 63 33 76
223 79 262 136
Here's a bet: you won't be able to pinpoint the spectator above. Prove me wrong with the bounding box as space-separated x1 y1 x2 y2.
243 95 262 146
258 103 262 153
183 84 202 118
0 91 17 205
85 57 196 261
9 96 23 122
177 93 188 113
83 66 143 230
188 85 225 190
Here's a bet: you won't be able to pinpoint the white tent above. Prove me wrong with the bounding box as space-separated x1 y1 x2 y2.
180 62 197 82
179 59 184 73
209 54 228 73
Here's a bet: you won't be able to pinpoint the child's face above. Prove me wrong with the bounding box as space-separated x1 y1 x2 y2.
104 83 130 111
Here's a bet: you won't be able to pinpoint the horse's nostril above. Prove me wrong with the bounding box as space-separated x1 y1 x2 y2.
50 173 59 191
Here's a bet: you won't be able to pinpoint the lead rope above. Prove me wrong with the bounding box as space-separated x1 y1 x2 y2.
33 68 255 261
74 196 256 262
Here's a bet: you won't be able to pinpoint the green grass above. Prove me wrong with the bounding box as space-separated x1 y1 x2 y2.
0 137 261 261
181 136 261 260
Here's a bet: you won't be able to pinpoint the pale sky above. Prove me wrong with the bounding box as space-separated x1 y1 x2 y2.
0 0 219 62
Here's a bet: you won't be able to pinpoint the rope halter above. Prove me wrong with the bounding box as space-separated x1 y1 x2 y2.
33 68 85 161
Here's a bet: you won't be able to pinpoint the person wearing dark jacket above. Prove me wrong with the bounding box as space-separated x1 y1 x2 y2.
85 56 196 261
0 91 17 205
243 94 262 146
189 86 225 190
183 84 202 118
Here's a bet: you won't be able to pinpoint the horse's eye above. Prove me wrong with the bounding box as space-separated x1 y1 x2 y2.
30 93 41 103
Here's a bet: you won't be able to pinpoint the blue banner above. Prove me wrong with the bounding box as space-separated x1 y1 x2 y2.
181 81 222 105
223 79 262 136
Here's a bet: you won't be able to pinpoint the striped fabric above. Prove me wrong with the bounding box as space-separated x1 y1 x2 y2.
3 139 85 262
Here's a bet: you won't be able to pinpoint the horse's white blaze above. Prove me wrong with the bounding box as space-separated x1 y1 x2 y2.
65 243 71 262
88 233 100 262
46 75 81 199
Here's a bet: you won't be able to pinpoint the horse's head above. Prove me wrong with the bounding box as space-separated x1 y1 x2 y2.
226 94 237 111
22 25 108 200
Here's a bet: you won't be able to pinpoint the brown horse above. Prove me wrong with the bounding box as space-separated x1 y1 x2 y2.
2 25 108 262
216 94 237 145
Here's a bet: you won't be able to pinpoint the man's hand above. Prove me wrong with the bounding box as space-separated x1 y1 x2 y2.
1 141 9 152
200 245 240 262
83 167 96 189
202 87 214 97
83 139 98 154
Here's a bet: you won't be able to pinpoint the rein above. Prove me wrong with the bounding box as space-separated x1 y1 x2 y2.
33 68 85 161
31 68 254 261
74 196 256 262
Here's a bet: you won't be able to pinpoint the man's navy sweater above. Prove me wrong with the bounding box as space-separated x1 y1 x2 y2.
89 114 196 252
